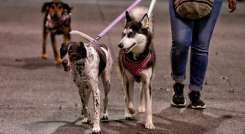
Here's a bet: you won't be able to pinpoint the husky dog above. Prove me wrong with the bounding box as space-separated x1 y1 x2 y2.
60 34 112 133
118 7 156 129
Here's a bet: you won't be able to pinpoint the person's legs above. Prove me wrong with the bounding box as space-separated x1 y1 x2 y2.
169 0 193 83
169 0 193 106
189 0 223 109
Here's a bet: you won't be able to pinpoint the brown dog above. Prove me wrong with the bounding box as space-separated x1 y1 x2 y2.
41 1 72 64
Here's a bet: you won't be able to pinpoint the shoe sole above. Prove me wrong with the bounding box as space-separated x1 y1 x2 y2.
190 104 206 109
171 100 187 108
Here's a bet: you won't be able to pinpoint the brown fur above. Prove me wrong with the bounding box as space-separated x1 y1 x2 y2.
41 1 72 64
94 44 108 75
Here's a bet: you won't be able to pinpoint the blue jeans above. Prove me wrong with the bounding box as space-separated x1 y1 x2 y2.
169 0 223 91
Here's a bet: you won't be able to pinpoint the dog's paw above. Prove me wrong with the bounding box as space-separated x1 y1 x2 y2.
125 113 134 120
75 116 91 125
128 107 136 115
81 117 90 124
145 121 155 129
138 106 145 113
125 116 135 120
101 114 109 121
55 58 62 65
41 53 48 60
63 65 71 72
92 127 101 134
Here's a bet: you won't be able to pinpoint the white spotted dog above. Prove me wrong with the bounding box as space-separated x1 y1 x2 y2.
118 7 156 129
60 36 112 134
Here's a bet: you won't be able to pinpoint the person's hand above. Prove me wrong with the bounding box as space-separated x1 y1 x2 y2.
228 0 237 13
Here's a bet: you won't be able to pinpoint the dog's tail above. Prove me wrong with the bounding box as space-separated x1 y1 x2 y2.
70 30 94 43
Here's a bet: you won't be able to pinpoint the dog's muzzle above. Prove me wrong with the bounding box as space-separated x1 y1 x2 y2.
62 59 70 72
52 14 60 21
118 43 124 49
69 53 82 62
118 43 136 53
46 13 71 31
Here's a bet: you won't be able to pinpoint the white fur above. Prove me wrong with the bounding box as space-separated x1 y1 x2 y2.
62 43 112 133
70 30 94 42
119 29 147 55
129 7 148 22
118 7 155 129
119 6 152 56
121 67 155 129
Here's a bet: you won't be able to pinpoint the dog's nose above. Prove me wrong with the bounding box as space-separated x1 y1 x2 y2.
118 43 123 48
62 59 68 67
62 59 69 72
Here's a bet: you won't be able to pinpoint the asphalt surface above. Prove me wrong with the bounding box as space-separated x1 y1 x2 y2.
0 0 245 134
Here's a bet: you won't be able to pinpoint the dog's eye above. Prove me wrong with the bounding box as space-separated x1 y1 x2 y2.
58 5 62 9
60 45 68 58
127 32 135 38
50 5 55 9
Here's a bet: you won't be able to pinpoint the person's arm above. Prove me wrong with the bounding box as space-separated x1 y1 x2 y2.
228 0 237 12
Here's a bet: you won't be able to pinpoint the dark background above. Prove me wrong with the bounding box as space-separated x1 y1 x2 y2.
0 0 244 134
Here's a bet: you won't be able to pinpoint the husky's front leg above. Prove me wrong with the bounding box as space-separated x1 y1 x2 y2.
122 76 135 119
90 80 101 134
138 87 146 113
142 69 155 129
143 80 155 129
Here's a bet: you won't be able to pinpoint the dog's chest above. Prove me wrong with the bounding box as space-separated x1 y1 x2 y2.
45 13 71 34
72 47 100 83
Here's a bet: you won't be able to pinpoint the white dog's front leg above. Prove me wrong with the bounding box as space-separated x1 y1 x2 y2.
101 72 111 120
90 81 101 134
79 85 91 124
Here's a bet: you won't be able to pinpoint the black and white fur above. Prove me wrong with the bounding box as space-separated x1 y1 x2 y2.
60 36 112 134
118 7 156 129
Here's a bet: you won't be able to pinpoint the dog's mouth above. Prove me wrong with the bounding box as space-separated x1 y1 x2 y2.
123 43 136 53
63 65 71 72
62 60 71 72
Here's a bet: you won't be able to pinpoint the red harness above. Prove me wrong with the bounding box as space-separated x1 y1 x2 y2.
123 52 154 76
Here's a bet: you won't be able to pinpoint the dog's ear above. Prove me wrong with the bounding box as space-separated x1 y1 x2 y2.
41 2 50 13
125 11 132 23
80 42 87 58
62 3 72 13
140 13 150 29
60 43 68 59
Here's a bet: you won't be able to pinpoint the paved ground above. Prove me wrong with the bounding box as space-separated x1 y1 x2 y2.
0 0 245 134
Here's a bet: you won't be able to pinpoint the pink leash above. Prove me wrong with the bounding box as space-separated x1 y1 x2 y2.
72 0 157 44
91 0 142 43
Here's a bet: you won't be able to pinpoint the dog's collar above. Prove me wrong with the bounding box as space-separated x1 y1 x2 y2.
122 50 154 76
